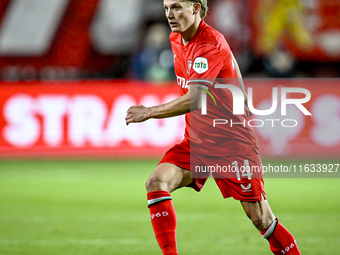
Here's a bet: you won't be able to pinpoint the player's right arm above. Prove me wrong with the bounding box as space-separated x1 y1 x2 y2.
125 85 203 125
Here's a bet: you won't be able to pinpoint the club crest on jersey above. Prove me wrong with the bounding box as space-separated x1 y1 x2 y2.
187 59 192 75
193 57 208 74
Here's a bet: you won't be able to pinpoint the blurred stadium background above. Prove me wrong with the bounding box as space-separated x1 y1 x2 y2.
0 0 339 254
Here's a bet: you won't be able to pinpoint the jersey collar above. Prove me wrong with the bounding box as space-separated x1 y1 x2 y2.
181 20 206 47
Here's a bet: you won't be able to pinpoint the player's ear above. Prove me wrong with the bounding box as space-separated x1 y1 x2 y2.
193 2 201 15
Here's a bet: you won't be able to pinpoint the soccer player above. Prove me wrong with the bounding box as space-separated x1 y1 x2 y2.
125 1 301 254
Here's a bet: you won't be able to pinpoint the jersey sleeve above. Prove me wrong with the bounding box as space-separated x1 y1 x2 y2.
189 44 234 88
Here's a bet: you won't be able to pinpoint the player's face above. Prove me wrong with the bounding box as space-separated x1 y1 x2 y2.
164 0 196 33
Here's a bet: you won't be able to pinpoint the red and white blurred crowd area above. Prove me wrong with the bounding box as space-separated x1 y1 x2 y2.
0 79 339 159
0 0 339 80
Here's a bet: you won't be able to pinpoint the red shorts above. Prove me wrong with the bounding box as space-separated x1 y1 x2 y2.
159 138 266 202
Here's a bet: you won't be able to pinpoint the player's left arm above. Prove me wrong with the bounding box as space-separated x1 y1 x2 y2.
125 85 203 125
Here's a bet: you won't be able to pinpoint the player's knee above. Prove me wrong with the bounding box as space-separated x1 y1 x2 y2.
250 214 264 228
145 176 168 192
250 214 272 231
145 176 155 191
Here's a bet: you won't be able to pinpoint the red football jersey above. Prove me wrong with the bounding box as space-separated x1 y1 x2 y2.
170 20 259 156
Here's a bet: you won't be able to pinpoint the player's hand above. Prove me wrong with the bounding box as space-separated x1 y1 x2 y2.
244 98 252 118
245 105 252 118
125 105 150 125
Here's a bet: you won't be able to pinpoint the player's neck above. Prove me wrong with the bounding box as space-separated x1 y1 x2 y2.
180 19 202 46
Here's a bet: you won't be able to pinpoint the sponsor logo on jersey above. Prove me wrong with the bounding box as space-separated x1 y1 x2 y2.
176 75 189 89
193 57 208 74
187 59 192 74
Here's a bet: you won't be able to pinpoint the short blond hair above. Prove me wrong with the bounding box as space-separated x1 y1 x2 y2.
186 0 208 19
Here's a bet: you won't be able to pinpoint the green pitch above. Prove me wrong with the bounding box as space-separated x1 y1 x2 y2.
0 159 339 255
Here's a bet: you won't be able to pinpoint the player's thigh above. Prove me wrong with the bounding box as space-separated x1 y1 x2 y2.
241 194 275 231
145 163 193 193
